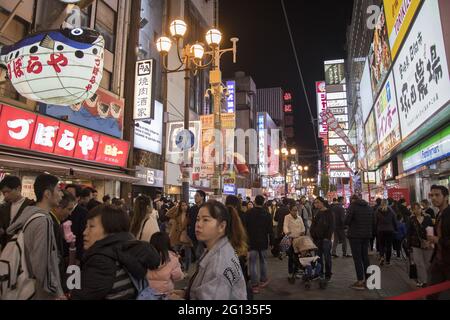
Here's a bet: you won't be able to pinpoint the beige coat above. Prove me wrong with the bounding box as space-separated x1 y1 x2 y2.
166 207 192 247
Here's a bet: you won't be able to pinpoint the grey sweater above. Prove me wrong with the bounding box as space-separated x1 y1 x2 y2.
7 206 64 300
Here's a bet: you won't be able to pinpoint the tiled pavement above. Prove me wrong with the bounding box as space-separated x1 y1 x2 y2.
177 247 420 300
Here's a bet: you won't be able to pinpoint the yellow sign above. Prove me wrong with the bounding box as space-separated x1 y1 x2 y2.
221 113 236 130
383 0 422 58
200 115 214 130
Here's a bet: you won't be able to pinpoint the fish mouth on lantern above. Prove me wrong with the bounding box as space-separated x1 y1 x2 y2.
98 102 110 118
110 103 121 119
85 93 98 109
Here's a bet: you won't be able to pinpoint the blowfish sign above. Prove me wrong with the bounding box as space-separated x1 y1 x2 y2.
0 28 104 106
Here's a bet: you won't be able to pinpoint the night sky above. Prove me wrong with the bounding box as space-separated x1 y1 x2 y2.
219 0 354 173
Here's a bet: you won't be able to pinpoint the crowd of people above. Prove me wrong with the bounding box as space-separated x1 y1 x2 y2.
0 173 449 300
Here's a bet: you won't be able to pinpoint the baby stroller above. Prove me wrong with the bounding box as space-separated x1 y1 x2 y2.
289 236 327 290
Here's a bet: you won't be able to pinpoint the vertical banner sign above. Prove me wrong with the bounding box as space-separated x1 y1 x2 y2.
134 60 153 120
321 110 356 154
329 145 352 172
258 113 267 175
316 81 328 139
226 81 236 113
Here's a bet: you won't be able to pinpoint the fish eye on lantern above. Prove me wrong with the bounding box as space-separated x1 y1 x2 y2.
71 28 83 36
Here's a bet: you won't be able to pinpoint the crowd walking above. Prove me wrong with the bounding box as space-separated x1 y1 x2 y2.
0 174 449 300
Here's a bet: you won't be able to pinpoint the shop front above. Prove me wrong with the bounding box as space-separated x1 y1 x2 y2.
0 104 136 201
133 166 164 199
398 125 450 203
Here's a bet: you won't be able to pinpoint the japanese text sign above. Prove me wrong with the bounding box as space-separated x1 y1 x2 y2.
134 59 153 120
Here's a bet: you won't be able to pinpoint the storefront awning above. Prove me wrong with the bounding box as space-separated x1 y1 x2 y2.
0 152 138 183
0 153 71 176
69 166 140 183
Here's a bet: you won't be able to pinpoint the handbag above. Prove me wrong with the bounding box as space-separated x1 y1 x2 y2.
279 235 292 253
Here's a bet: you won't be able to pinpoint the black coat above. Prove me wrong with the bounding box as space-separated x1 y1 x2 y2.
71 232 160 300
274 206 290 238
407 215 433 249
330 204 346 230
245 207 274 251
376 208 398 233
188 204 201 243
64 204 88 262
0 198 34 249
432 207 450 268
310 209 334 241
345 200 376 239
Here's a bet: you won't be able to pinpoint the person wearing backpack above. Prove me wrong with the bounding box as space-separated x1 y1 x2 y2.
1 174 64 300
147 232 184 298
0 175 34 251
70 205 160 300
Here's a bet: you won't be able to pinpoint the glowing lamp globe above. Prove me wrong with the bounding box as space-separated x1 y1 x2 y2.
170 20 187 38
191 43 205 60
0 28 104 106
156 36 172 54
205 28 222 47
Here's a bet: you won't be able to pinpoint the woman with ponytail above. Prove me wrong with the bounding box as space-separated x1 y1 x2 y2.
130 195 160 242
173 200 248 300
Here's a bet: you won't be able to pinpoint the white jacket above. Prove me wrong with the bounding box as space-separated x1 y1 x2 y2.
283 214 305 239
138 210 160 242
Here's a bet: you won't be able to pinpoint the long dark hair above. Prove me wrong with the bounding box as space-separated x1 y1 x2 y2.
150 232 171 266
130 195 152 237
225 195 243 213
177 200 188 216
201 200 248 256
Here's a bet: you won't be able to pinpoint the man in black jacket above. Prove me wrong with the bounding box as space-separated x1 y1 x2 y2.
331 197 350 258
428 185 450 300
345 195 376 290
0 176 34 250
65 184 88 263
310 197 334 281
245 195 274 294
273 198 290 259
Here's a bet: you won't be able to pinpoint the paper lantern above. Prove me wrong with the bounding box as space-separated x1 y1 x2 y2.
0 28 104 106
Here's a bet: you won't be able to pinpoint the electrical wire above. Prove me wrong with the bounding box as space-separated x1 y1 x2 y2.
281 0 320 158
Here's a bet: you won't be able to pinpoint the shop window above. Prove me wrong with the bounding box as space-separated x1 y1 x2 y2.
95 0 116 53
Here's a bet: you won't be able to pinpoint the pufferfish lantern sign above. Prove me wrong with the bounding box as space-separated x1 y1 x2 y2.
0 27 104 106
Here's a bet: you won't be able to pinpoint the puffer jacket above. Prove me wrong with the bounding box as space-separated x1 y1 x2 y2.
376 208 398 233
345 200 376 239
71 233 160 300
147 251 184 295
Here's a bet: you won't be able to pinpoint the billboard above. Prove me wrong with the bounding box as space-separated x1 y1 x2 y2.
393 0 450 139
369 8 392 99
166 121 201 165
383 0 422 59
365 110 379 169
226 81 236 113
324 60 346 85
134 100 163 155
39 87 125 139
375 71 401 157
360 58 374 123
0 104 129 168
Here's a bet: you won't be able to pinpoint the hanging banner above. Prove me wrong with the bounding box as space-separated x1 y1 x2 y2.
321 110 356 154
134 59 154 120
329 145 353 172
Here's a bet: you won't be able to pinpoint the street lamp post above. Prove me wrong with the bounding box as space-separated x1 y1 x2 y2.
156 21 238 201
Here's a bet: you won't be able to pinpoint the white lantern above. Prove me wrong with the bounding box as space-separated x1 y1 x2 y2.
191 43 205 60
169 19 187 38
205 28 222 47
156 36 172 54
0 28 105 106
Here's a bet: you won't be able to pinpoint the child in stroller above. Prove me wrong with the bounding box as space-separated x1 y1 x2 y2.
289 236 327 289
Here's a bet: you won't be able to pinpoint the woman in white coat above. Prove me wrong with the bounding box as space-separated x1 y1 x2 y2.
130 195 160 242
